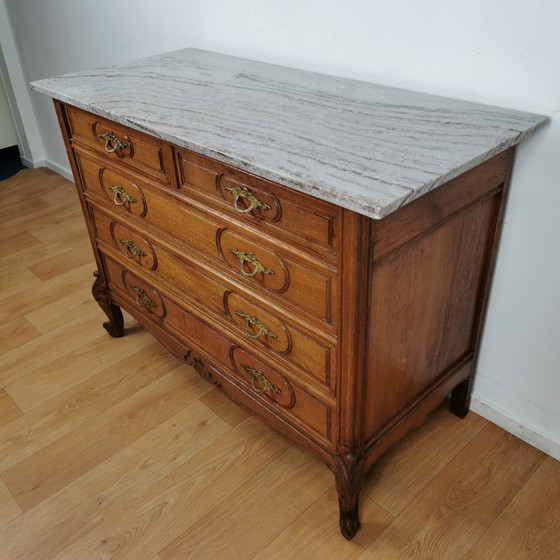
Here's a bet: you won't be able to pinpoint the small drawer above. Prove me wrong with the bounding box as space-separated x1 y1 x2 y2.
175 148 339 258
66 106 174 184
104 257 332 442
92 206 335 391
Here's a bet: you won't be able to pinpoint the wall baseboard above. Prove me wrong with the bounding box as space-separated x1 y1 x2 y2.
23 158 74 182
45 160 73 182
21 156 43 169
470 394 560 460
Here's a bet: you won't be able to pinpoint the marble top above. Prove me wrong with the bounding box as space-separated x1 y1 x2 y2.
31 49 548 219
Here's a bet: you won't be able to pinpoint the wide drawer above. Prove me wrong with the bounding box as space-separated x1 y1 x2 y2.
175 148 339 259
66 106 174 184
78 150 337 324
91 205 335 392
104 257 332 442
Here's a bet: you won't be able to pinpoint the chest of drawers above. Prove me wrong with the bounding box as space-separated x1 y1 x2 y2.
32 49 547 539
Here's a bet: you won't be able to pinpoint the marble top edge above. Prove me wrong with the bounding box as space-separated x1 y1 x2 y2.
30 48 549 220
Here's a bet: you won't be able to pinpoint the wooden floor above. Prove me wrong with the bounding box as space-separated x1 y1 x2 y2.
0 167 559 559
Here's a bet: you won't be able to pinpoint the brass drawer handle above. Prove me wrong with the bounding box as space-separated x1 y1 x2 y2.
230 250 274 277
119 239 147 259
236 312 277 340
98 131 128 153
108 185 136 206
243 365 281 394
131 286 156 308
225 186 270 214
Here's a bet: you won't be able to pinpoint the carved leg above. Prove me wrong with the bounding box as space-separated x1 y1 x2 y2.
334 450 365 540
450 377 471 418
92 271 124 338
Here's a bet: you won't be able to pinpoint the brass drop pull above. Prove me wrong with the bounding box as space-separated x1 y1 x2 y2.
236 312 277 340
108 185 136 206
131 286 156 308
98 131 128 153
243 365 281 394
230 250 274 277
225 186 270 214
119 239 147 260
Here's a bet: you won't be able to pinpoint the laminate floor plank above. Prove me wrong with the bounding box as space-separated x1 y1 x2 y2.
0 477 22 529
0 306 108 388
2 201 83 242
0 400 229 560
51 418 291 560
253 490 394 560
0 316 42 356
2 364 213 511
0 230 41 258
0 267 43 303
462 456 560 560
363 403 488 516
0 389 22 428
6 321 154 412
160 445 333 560
199 386 251 427
0 261 95 322
357 424 546 560
28 241 95 282
0 342 178 473
24 286 94 333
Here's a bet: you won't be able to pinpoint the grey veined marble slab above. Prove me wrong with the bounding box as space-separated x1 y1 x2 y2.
31 49 549 219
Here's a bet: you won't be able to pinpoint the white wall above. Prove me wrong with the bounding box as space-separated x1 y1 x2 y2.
0 0 44 165
0 76 18 149
5 0 559 457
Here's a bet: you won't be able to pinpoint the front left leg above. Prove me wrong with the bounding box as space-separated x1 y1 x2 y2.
335 449 365 540
92 271 124 338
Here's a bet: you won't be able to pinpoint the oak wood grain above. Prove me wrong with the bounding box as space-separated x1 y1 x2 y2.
0 342 180 473
359 424 546 559
2 365 212 511
0 389 22 429
160 445 332 559
0 401 229 560
0 316 41 356
462 456 560 560
363 401 487 516
252 490 394 560
0 477 22 529
51 418 291 560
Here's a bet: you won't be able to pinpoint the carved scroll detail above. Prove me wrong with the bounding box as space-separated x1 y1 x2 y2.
184 349 221 387
92 270 124 338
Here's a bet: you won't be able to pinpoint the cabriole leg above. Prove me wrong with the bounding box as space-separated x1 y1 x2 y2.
335 450 365 540
92 270 124 338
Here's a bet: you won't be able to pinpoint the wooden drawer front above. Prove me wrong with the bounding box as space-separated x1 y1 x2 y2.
230 347 331 441
66 106 173 184
223 292 334 391
104 257 331 442
111 267 167 321
215 226 334 322
92 207 334 391
176 148 338 258
79 152 336 323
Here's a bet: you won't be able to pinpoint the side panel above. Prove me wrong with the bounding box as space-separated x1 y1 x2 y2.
363 149 513 444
